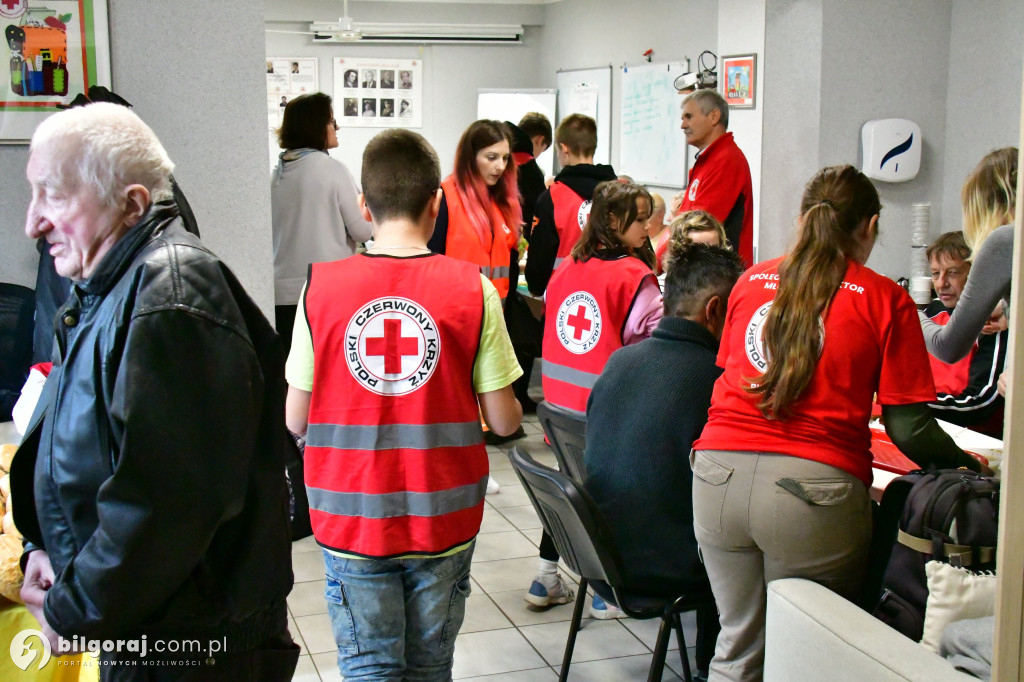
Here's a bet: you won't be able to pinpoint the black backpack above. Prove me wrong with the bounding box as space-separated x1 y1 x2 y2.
871 469 999 641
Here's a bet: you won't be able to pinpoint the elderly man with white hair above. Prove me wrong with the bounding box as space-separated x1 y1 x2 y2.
11 103 299 680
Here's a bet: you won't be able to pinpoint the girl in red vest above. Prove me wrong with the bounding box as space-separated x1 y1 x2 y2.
691 165 987 679
529 180 662 617
427 119 522 301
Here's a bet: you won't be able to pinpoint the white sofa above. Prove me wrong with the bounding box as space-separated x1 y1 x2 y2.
764 578 975 681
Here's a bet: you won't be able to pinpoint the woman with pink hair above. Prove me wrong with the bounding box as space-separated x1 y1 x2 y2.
428 120 522 302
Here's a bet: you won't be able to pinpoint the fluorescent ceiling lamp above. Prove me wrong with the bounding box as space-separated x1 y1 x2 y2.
309 21 524 43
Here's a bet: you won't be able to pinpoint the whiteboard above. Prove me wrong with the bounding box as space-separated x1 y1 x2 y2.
556 66 612 166
619 61 690 187
478 89 557 178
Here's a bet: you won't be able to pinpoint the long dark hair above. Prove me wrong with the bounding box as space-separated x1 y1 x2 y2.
570 181 652 261
747 165 881 419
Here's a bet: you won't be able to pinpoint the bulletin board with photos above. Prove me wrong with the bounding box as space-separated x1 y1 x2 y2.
266 57 318 170
334 57 422 128
266 57 318 128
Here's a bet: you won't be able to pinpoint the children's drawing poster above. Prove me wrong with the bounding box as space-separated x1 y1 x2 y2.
334 57 422 129
0 0 111 143
267 57 319 170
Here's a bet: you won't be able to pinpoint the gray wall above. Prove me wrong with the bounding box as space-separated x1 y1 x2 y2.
0 0 276 314
0 145 33 287
718 0 766 260
535 0 719 199
818 0 953 279
761 0 824 260
5 1 1021 301
941 0 1024 231
264 1 545 176
760 0 1020 278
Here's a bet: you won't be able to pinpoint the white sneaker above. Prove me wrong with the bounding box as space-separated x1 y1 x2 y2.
524 574 575 607
590 594 628 619
486 476 500 495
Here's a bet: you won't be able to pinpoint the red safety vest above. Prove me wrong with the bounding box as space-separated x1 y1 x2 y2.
927 310 975 395
512 151 533 167
549 181 592 271
303 253 487 558
442 176 515 299
542 254 653 413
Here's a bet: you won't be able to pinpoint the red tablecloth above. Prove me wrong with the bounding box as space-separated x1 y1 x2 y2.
870 428 920 475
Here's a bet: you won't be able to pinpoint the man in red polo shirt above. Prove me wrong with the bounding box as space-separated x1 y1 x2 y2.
669 89 754 267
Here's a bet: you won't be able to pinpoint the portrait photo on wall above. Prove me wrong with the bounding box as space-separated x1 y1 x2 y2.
334 57 422 128
721 54 756 109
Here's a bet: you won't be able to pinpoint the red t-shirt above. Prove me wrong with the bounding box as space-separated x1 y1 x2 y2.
925 310 974 395
695 257 937 485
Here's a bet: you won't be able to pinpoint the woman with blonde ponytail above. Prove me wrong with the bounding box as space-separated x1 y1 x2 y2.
922 147 1017 364
690 165 985 680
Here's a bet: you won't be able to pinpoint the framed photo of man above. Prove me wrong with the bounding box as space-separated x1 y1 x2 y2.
721 54 756 109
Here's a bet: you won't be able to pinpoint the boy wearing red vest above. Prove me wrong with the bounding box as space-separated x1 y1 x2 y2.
284 129 523 680
525 114 618 296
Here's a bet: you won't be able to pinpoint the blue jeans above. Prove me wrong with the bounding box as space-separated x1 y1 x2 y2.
322 542 475 681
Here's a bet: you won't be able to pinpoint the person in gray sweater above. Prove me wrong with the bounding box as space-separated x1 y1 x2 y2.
583 240 744 681
272 93 373 351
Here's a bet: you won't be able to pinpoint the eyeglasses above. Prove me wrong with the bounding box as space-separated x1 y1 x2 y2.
329 119 339 130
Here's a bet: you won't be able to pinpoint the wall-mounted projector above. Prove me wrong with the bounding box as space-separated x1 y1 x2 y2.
861 118 921 183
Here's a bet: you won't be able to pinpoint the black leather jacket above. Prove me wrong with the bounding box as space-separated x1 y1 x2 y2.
11 202 294 649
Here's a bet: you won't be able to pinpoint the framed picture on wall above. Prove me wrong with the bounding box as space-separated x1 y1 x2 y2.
721 54 756 109
0 0 112 143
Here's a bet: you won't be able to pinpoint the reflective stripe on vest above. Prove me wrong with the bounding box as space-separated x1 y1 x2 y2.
541 359 601 390
442 177 512 298
307 421 483 450
481 264 510 281
308 475 488 520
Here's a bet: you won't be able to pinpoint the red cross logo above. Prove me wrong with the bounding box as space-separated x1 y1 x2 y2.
566 305 592 341
0 0 23 14
365 318 419 374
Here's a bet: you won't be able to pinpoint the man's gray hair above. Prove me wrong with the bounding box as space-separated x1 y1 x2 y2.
684 89 729 130
30 102 175 208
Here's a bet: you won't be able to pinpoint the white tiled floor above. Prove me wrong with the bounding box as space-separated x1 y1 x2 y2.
287 412 697 680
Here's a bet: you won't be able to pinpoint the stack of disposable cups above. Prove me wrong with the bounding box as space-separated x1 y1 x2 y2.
909 203 932 305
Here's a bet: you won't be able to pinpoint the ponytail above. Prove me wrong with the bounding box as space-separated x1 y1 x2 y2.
747 165 880 418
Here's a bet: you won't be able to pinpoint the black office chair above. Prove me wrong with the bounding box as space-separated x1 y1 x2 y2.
536 400 586 483
509 445 709 682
